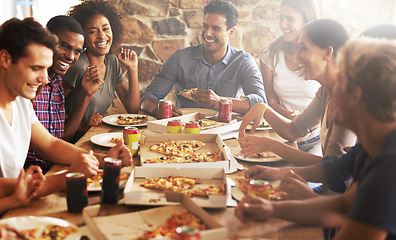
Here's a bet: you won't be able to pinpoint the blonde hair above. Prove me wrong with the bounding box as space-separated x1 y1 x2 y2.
337 39 396 121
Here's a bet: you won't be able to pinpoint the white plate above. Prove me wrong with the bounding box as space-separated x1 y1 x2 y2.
102 114 155 127
0 216 81 240
232 148 284 163
90 132 123 148
180 108 218 118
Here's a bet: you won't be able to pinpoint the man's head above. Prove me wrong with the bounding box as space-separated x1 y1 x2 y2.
46 15 85 77
334 39 396 127
202 0 238 55
0 18 57 100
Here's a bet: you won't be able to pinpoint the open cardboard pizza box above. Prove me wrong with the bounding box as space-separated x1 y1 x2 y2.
123 167 227 208
139 133 232 171
83 194 227 240
147 112 242 136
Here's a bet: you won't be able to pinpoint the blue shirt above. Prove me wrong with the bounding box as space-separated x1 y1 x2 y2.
318 142 362 193
140 44 267 108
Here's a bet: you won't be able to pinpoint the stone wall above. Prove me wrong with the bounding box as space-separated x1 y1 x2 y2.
110 0 396 102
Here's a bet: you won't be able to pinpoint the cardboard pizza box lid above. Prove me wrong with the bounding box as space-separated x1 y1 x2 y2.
139 133 232 171
123 167 228 208
83 194 227 240
147 113 242 137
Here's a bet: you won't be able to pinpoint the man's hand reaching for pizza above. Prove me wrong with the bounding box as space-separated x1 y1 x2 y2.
193 89 221 109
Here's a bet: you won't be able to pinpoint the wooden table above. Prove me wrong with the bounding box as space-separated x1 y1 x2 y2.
2 104 323 240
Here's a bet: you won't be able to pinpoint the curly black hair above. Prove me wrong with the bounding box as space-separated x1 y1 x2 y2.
68 0 123 51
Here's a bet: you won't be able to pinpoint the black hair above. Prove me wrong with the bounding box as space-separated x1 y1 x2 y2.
204 0 239 30
0 17 58 63
46 15 85 37
303 19 349 58
360 24 396 40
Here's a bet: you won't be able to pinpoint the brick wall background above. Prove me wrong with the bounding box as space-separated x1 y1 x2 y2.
109 0 396 102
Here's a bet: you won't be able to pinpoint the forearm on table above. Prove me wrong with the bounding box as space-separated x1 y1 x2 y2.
292 164 326 183
141 98 160 118
63 94 93 141
231 98 250 114
264 108 301 141
35 173 67 197
39 138 88 165
271 142 322 166
0 196 26 214
271 195 347 227
0 179 17 198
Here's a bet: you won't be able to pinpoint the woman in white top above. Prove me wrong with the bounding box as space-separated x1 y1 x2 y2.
260 0 321 155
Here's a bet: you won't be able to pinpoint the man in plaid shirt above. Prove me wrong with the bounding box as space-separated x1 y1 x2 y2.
25 16 86 173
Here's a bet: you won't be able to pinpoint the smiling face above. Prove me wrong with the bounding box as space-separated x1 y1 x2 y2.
201 13 234 56
296 30 328 83
49 30 84 77
4 43 53 100
84 14 113 56
279 5 305 43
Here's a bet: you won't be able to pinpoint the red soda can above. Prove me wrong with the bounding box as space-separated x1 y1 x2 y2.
167 119 183 133
158 99 172 119
184 121 200 134
176 226 201 240
101 157 122 204
123 126 139 156
65 173 88 213
248 179 271 199
218 98 232 122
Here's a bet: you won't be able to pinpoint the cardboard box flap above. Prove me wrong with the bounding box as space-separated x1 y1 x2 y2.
83 195 227 240
124 167 228 208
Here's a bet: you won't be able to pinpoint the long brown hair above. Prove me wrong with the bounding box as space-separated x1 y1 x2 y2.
264 0 320 71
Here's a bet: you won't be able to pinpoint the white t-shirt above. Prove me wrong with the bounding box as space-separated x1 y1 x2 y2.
0 97 38 178
261 50 321 141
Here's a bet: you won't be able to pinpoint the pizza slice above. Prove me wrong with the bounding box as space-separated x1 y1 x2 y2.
140 176 199 193
187 185 225 196
41 225 78 240
178 88 198 101
144 151 222 164
149 140 205 157
197 119 218 127
250 152 278 158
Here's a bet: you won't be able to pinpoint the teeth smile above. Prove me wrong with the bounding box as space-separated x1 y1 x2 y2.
58 60 69 68
96 41 108 48
204 37 216 43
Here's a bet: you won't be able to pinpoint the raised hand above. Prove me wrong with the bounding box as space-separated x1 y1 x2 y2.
192 89 221 109
81 65 103 97
116 47 138 70
11 166 45 206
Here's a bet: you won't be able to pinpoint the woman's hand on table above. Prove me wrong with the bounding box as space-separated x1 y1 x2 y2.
238 103 268 138
245 165 291 180
234 194 273 222
88 112 103 127
106 141 133 167
238 135 278 158
280 170 318 200
68 150 99 177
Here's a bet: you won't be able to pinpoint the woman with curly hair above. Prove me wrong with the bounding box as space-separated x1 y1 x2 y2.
62 0 140 142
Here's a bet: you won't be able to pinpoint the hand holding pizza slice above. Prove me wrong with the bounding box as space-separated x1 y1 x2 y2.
178 88 198 101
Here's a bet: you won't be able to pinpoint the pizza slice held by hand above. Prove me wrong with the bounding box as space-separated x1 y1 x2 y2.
178 88 198 101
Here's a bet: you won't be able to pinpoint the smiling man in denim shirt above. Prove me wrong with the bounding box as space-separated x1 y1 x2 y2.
140 0 266 118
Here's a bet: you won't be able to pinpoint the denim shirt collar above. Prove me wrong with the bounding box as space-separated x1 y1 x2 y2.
194 43 231 66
